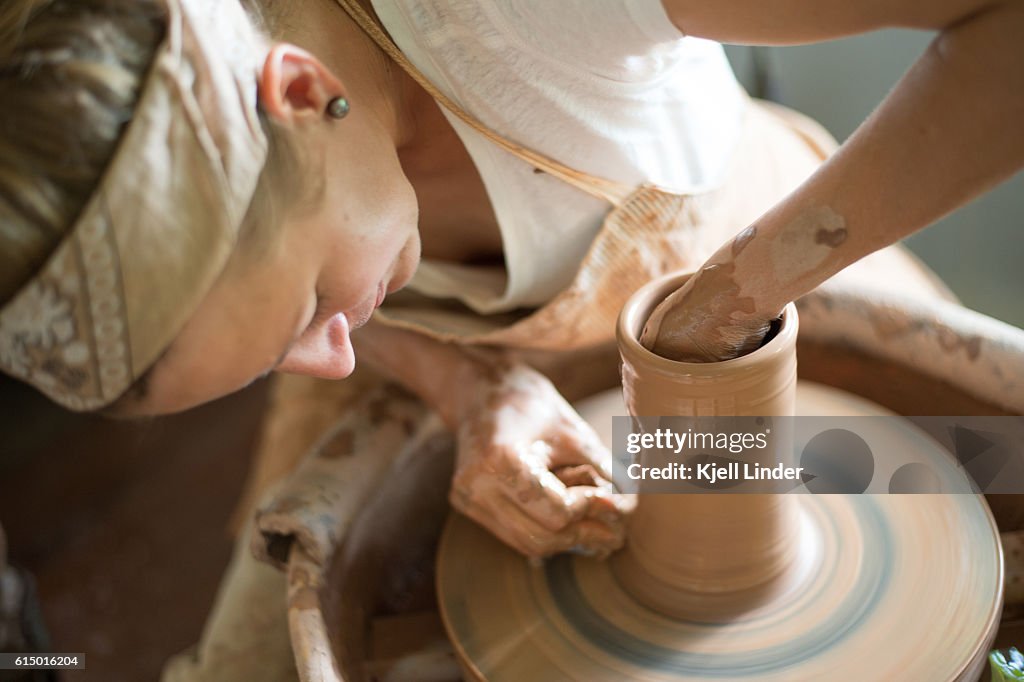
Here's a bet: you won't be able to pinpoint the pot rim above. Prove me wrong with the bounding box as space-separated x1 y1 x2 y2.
617 270 798 376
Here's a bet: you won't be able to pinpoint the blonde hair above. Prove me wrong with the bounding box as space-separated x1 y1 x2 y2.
0 0 301 307
0 0 164 301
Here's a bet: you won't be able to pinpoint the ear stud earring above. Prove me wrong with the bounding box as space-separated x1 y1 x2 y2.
326 96 351 120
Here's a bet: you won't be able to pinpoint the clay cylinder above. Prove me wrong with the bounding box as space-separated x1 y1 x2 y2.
612 272 799 621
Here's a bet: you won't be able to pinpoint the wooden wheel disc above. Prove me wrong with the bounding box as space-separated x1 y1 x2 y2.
437 383 1003 681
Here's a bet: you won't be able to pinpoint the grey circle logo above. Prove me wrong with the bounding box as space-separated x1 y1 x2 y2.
799 429 874 494
888 462 942 493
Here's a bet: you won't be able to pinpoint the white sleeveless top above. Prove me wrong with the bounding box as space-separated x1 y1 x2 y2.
371 0 747 313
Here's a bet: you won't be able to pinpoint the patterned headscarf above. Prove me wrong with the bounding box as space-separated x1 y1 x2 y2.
0 0 269 410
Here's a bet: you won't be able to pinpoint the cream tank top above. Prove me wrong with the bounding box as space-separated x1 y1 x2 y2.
371 0 747 314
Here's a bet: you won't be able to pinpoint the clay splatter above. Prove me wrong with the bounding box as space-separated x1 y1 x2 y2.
814 227 848 247
770 206 847 285
732 225 757 256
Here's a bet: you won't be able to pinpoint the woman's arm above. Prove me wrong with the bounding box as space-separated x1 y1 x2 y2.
644 0 1024 361
350 319 488 429
352 320 634 558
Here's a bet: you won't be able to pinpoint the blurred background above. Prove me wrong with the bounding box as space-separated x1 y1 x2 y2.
726 31 1024 328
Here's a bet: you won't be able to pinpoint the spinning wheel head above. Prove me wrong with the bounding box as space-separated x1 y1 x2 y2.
437 383 1003 681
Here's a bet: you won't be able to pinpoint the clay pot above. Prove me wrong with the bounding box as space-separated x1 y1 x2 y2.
612 271 801 621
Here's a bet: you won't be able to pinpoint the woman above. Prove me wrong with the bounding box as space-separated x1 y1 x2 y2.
1 0 1021 565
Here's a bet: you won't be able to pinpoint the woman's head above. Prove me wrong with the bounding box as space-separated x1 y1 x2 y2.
0 0 422 415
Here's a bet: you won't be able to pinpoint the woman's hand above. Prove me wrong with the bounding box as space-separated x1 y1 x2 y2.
352 321 634 559
449 361 635 560
640 252 775 362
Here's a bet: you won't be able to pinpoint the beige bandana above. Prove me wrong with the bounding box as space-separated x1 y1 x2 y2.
0 0 268 410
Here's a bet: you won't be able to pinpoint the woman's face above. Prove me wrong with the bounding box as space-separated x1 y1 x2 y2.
117 45 421 415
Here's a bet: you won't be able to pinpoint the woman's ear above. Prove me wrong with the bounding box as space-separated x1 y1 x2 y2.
259 44 346 125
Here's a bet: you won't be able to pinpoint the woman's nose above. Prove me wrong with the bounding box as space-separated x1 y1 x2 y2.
275 313 356 379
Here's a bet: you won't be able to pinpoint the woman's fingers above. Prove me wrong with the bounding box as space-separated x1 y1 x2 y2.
507 463 599 532
552 463 603 488
453 489 625 559
508 451 635 533
514 467 635 538
494 418 634 534
568 484 636 526
554 466 624 518
450 362 637 560
452 448 632 543
547 418 615 481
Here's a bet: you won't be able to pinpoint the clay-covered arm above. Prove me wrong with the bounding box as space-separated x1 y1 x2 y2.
352 320 634 558
644 0 1024 361
350 318 490 429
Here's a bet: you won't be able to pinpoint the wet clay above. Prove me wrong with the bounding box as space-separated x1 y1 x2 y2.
642 206 849 363
616 272 801 620
815 225 848 247
731 224 757 256
641 262 769 363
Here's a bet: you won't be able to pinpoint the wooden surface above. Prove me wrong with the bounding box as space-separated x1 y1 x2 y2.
0 374 268 682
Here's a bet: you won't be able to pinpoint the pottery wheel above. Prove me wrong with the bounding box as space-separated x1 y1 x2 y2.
436 382 1003 681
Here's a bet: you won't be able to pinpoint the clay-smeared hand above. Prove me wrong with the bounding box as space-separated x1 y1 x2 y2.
640 259 774 363
450 363 635 560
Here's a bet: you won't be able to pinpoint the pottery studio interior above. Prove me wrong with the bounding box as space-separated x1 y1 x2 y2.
1 1 1023 680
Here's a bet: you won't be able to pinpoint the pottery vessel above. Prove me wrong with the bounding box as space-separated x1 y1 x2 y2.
612 272 801 620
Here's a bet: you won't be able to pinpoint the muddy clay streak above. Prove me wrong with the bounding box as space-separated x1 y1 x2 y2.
770 205 847 285
814 226 848 247
731 225 757 256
